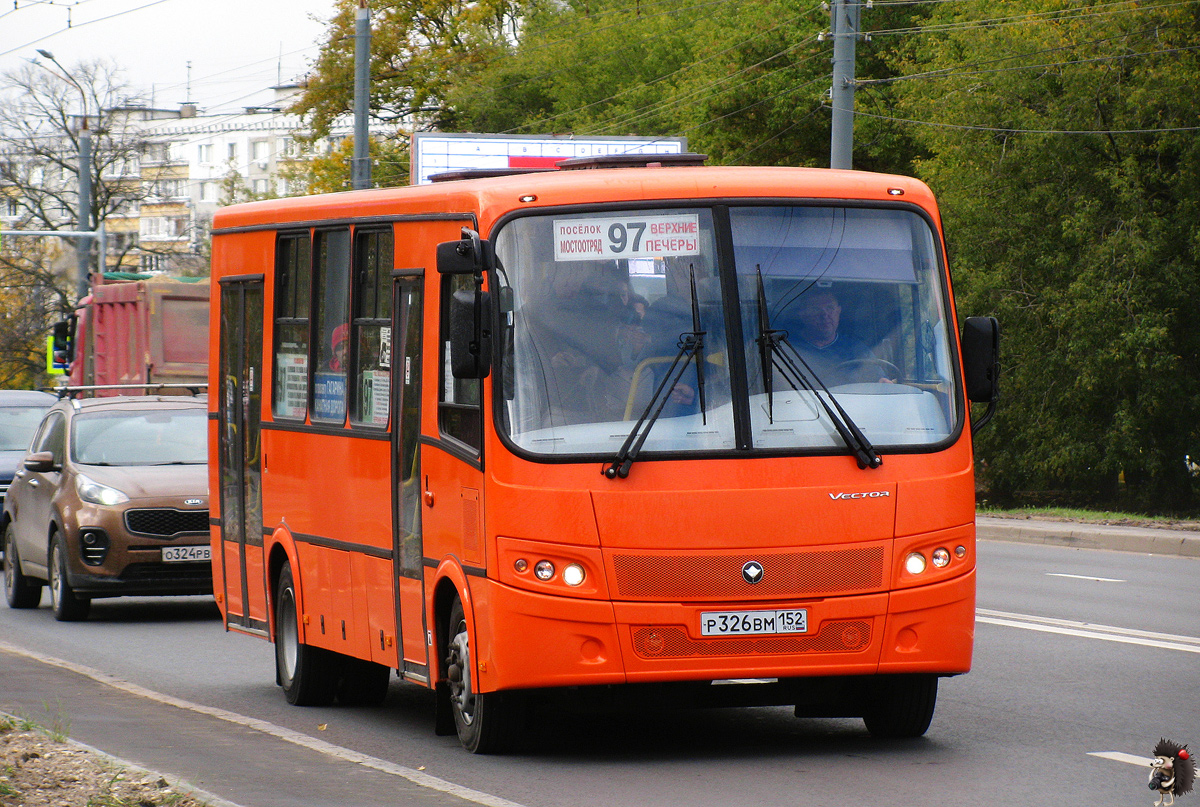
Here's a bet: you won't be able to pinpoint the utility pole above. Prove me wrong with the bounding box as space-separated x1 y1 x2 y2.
829 0 864 170
36 49 93 300
351 0 372 190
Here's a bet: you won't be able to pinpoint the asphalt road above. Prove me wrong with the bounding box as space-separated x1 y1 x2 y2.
0 538 1197 807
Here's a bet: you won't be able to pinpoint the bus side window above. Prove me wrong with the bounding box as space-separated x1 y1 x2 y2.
312 228 351 425
351 228 393 428
272 232 311 420
439 272 482 451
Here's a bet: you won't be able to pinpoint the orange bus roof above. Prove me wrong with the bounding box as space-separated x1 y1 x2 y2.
211 165 940 234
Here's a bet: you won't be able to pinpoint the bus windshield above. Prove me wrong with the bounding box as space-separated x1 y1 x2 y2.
495 204 959 459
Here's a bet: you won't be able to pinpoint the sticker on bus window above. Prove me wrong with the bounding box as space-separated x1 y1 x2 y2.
378 327 391 369
276 354 308 418
361 370 389 426
553 214 701 261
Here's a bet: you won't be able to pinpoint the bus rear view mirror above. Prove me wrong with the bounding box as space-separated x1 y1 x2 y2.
961 316 999 435
961 316 999 403
437 228 491 275
449 288 492 379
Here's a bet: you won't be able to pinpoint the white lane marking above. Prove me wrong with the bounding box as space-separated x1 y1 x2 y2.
1045 573 1126 582
976 609 1200 654
0 639 531 807
1089 751 1153 767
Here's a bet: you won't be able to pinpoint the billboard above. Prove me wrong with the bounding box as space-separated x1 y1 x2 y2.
411 133 687 185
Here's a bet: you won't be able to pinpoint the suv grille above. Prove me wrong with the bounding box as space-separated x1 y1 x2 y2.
125 508 209 537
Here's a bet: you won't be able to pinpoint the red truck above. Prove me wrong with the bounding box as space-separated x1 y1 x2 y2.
52 275 209 393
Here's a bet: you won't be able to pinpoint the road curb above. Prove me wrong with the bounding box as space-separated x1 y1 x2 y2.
976 516 1200 558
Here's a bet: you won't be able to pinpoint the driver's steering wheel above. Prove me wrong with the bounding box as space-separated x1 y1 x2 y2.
835 357 901 383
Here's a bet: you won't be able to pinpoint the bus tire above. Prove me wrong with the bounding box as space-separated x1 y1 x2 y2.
445 597 522 754
336 657 391 706
49 535 90 621
4 524 42 609
275 561 337 706
862 674 938 739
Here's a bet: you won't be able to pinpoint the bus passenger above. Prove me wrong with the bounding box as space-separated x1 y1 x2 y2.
522 261 648 425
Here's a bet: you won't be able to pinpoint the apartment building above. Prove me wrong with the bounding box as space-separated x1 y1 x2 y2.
2 84 379 276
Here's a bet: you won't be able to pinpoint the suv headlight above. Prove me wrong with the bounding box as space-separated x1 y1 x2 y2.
76 474 129 506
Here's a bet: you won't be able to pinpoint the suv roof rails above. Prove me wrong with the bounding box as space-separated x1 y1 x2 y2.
54 383 208 399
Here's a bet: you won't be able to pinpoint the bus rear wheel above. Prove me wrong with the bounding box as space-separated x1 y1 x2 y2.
275 561 337 706
445 597 522 754
862 674 938 739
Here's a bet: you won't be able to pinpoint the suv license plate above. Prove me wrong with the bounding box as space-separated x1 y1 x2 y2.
700 609 808 636
162 545 211 563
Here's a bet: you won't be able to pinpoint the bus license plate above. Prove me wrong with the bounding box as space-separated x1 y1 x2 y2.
700 609 808 636
162 545 211 563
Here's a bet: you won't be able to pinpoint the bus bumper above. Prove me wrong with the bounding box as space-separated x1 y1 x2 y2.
475 566 974 693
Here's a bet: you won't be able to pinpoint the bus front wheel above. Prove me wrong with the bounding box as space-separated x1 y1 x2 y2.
862 674 938 738
445 597 522 754
275 561 337 706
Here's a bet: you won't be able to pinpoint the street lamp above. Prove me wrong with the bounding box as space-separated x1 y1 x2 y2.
34 49 93 301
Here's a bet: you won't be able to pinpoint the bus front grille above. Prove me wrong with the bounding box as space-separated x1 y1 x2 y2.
611 545 885 600
630 620 872 658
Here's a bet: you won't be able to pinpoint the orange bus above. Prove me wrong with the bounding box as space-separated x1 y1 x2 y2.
208 155 999 753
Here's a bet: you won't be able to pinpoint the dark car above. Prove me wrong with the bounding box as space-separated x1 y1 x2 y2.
2 395 211 621
0 390 57 511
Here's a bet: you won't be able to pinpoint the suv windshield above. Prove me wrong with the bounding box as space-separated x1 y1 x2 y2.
495 204 958 459
73 407 207 466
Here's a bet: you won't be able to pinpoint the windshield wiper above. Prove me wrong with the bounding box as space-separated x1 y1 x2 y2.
605 267 706 480
754 269 881 470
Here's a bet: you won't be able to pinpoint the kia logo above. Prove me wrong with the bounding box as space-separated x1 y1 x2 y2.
742 561 764 584
184 499 203 506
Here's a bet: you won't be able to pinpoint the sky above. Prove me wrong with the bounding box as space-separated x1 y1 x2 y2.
1 0 338 114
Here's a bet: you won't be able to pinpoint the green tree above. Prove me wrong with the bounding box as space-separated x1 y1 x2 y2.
293 0 527 138
891 0 1200 510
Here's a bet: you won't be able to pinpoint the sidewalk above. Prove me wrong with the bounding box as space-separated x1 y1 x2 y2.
976 515 1200 558
0 644 521 807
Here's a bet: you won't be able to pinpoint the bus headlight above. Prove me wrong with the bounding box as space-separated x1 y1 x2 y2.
931 548 951 568
562 564 586 587
534 560 555 581
904 552 927 575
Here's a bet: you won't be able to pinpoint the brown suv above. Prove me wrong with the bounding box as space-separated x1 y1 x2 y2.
2 395 210 621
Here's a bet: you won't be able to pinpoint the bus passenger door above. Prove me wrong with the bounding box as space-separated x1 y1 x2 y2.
392 273 428 680
217 278 269 635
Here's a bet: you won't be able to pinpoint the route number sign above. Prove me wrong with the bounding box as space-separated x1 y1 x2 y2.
553 214 701 261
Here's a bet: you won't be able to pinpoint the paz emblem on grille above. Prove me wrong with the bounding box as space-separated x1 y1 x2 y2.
741 561 764 584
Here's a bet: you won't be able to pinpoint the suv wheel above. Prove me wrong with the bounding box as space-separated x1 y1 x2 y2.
49 535 90 621
4 523 42 609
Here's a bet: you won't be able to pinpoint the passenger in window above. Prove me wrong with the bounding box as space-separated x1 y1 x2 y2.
523 261 649 425
787 287 893 386
328 323 349 372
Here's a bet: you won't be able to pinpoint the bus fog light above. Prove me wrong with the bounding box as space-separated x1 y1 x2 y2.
514 558 528 573
562 564 585 587
905 552 927 575
534 560 555 581
931 548 951 568
955 545 967 558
